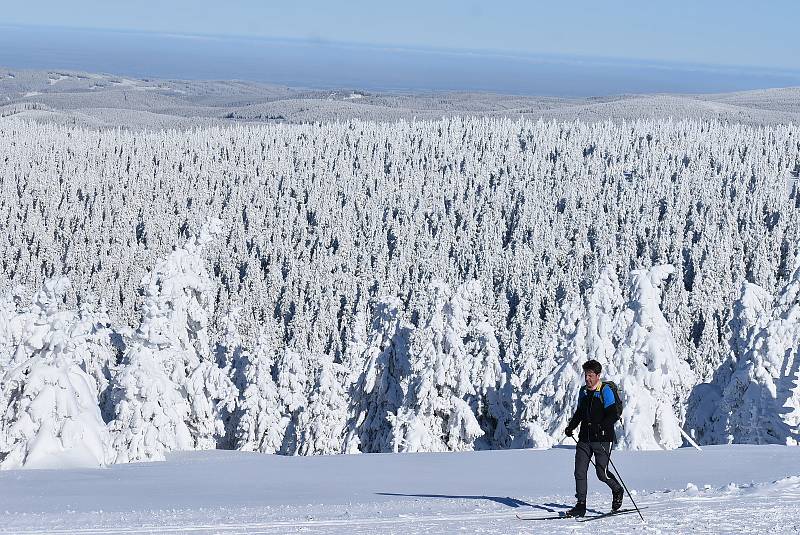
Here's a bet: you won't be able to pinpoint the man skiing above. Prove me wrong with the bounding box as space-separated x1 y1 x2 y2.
563 359 623 517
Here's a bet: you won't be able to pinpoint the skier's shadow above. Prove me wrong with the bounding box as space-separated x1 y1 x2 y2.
376 493 570 511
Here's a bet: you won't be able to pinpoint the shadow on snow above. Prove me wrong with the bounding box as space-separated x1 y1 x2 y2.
375 493 598 513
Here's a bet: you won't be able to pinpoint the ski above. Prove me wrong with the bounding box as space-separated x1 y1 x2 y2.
576 507 647 522
515 513 570 521
517 507 647 521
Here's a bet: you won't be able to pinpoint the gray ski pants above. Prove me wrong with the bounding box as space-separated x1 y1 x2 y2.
574 441 623 501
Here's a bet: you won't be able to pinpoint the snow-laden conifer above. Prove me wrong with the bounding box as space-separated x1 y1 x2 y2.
0 291 23 372
233 332 286 453
274 347 309 454
70 297 117 416
518 266 624 448
0 278 113 469
523 296 586 448
612 265 695 450
466 319 513 449
296 356 349 455
107 220 237 458
346 297 412 453
686 282 772 444
585 266 625 365
716 248 800 444
106 346 193 463
390 281 485 452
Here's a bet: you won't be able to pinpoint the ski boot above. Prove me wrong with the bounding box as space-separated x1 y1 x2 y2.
612 489 624 512
565 501 586 518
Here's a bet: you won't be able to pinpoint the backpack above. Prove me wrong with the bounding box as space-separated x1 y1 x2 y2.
602 381 624 420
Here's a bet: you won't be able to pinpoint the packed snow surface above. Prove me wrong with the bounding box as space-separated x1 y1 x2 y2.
0 445 798 534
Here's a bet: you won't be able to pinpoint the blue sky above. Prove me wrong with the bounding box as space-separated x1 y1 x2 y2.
2 1 799 95
4 0 798 69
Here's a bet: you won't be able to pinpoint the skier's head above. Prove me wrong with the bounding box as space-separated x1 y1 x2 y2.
582 360 602 389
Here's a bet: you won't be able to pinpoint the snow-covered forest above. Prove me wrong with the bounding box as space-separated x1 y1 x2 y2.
0 117 799 468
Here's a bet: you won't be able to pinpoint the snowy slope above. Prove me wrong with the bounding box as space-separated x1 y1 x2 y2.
0 445 798 534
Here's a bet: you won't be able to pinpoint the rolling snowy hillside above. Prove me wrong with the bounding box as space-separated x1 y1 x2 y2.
1 68 800 128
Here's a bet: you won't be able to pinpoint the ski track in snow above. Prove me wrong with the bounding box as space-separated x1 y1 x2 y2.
5 486 800 534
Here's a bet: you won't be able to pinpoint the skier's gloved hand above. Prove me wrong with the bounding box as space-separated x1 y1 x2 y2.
565 427 574 437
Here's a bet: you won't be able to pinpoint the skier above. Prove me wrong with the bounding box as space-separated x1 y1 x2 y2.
563 359 623 517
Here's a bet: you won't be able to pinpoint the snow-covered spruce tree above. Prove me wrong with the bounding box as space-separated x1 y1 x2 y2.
774 247 800 442
105 344 193 463
296 355 349 455
465 318 513 449
389 281 508 452
518 265 625 449
0 288 40 372
729 284 774 364
585 266 625 365
0 291 24 372
233 331 287 454
70 296 117 418
612 265 695 450
389 282 474 452
217 306 246 374
0 277 114 469
107 220 237 461
340 308 369 385
518 295 586 449
215 306 251 447
715 248 800 444
184 353 239 450
685 282 772 444
274 346 309 455
345 297 412 453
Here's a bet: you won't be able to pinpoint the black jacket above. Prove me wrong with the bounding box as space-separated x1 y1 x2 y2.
566 383 618 443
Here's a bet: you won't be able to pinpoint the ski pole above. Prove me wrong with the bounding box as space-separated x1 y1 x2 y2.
605 444 645 523
570 435 645 523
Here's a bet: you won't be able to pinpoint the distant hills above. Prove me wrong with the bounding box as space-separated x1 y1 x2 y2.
1 68 799 128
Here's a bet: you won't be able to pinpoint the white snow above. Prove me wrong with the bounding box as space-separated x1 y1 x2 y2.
48 74 70 85
109 78 139 87
0 445 797 534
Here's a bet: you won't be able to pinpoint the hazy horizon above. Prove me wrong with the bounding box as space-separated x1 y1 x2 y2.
3 24 800 97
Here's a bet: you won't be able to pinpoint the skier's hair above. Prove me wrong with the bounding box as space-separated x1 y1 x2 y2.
582 360 602 375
